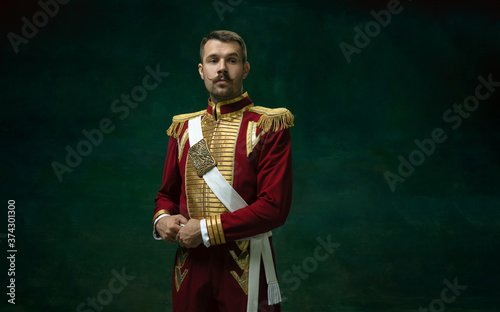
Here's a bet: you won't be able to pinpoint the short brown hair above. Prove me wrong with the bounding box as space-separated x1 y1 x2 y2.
200 30 247 64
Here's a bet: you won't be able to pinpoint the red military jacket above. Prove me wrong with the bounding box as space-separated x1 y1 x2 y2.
153 92 293 245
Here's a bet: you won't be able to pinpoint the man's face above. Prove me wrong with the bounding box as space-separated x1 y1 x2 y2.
198 39 250 103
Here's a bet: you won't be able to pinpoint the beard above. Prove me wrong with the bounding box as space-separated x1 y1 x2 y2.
209 85 238 102
206 73 242 103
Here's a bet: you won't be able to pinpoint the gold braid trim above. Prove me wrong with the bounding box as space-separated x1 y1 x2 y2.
215 214 226 244
206 217 216 246
206 215 226 245
166 110 206 138
249 106 294 132
152 209 169 225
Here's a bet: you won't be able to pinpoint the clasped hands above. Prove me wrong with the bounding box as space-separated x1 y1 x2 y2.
155 214 203 248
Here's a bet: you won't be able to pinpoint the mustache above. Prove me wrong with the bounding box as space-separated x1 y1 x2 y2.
210 73 231 82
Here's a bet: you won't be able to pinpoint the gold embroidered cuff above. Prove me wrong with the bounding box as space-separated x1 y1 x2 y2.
216 215 226 244
153 209 169 224
207 215 226 245
206 217 216 246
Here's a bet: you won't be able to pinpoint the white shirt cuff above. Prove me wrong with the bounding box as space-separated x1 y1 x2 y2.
152 214 169 240
200 219 211 247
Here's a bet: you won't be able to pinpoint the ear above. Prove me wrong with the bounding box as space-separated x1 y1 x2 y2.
242 62 250 79
198 63 204 80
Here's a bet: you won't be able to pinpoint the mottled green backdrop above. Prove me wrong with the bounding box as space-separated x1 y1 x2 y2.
1 0 499 311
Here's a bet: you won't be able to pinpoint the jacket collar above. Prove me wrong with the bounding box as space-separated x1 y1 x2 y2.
207 92 253 120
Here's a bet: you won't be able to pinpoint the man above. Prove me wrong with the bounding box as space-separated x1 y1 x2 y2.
152 30 293 312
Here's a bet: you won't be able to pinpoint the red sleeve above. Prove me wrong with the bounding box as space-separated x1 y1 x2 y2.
219 127 293 242
153 135 182 224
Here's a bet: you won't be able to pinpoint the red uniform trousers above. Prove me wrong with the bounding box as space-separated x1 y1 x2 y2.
172 240 280 312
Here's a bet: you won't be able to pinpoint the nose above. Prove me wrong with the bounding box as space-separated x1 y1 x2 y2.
217 60 227 74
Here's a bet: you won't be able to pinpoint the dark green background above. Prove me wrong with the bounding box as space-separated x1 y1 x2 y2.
1 0 499 311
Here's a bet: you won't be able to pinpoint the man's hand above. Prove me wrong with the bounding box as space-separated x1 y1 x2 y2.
177 219 203 249
156 215 188 243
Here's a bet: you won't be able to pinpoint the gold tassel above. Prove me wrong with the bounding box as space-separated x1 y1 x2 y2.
166 110 206 138
166 120 186 139
255 108 294 133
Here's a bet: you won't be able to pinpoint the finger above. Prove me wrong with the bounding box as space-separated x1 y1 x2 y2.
163 233 176 243
169 225 181 234
176 215 189 224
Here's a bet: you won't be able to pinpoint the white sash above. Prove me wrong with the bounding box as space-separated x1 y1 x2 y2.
188 116 281 311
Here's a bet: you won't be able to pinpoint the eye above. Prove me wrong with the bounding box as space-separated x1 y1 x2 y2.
209 59 217 63
229 59 237 63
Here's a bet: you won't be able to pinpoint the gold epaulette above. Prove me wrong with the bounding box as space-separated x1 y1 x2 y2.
249 106 294 132
166 110 205 138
